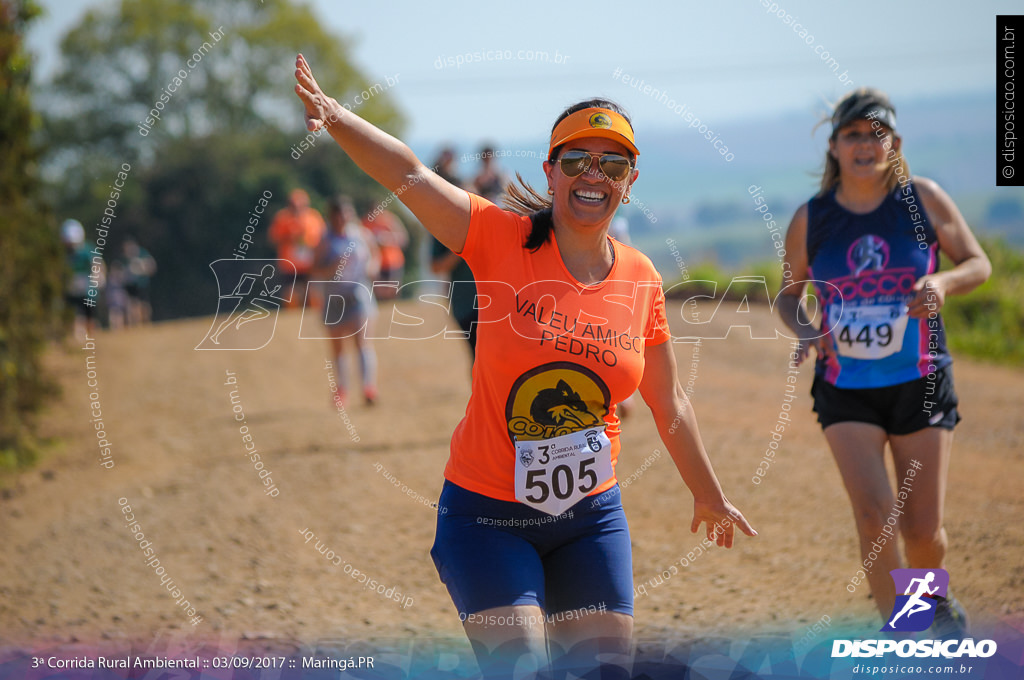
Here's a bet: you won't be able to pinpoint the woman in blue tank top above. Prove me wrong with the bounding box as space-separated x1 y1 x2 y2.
777 88 990 636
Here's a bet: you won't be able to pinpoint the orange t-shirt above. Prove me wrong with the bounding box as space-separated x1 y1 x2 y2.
364 212 406 271
443 194 671 502
269 207 326 274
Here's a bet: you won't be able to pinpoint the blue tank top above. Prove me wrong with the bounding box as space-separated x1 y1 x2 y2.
806 182 950 388
318 229 373 286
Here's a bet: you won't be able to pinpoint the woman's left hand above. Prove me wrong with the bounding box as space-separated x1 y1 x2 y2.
691 498 757 548
907 275 947 319
294 54 339 133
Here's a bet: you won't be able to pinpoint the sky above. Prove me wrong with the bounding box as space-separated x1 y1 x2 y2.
28 0 1008 151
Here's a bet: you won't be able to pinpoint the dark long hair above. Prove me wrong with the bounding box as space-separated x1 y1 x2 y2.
504 98 633 251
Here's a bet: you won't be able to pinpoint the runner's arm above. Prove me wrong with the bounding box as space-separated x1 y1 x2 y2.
638 341 756 548
909 177 992 318
293 54 470 252
777 204 833 365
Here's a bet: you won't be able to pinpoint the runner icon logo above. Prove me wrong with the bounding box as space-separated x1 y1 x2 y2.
881 568 949 632
196 259 295 350
847 234 890 277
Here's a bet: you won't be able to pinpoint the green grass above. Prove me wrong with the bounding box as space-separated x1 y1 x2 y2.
941 239 1024 364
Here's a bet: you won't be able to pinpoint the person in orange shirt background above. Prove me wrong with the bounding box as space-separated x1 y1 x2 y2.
362 207 408 301
269 188 326 308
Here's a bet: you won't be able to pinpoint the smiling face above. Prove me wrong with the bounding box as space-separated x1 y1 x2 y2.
543 137 638 230
829 119 901 183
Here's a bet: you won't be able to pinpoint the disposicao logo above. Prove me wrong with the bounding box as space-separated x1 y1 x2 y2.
831 569 997 660
882 568 948 632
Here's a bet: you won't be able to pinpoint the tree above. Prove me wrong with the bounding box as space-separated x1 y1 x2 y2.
45 0 403 168
0 0 63 468
40 0 406 321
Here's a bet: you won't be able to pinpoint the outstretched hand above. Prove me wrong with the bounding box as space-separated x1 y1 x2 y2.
294 54 337 133
691 498 757 548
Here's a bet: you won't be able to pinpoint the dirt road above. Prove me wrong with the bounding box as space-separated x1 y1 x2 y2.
1 301 1021 650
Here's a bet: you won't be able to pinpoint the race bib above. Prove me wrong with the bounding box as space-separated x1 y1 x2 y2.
514 427 613 516
829 302 909 360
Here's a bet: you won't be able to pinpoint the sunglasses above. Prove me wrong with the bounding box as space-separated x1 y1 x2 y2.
556 150 633 182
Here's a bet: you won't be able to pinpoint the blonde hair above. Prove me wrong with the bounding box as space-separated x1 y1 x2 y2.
817 87 909 197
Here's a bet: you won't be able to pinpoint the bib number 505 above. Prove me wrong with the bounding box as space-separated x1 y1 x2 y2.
514 427 613 515
524 458 599 503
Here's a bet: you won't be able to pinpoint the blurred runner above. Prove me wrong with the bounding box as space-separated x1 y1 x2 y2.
106 261 129 330
269 188 326 308
314 195 381 406
120 237 156 325
429 147 478 362
471 144 510 202
62 219 102 341
778 88 991 637
363 207 408 301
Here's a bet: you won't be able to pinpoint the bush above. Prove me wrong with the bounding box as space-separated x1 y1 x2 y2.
941 238 1024 364
0 0 63 469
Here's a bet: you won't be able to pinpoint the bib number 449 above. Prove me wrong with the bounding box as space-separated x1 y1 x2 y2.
828 303 910 361
837 322 893 349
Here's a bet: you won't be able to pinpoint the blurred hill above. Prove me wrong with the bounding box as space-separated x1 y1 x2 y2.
437 90 1022 276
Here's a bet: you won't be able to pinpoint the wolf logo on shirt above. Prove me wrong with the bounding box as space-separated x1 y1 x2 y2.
506 362 610 442
530 380 601 429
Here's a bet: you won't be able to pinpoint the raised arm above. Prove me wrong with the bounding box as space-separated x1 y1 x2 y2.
293 54 471 252
909 176 992 318
637 341 756 548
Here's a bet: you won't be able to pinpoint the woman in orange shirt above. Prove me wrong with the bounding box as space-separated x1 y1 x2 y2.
295 54 755 679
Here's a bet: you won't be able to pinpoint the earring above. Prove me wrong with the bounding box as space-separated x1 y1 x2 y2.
621 195 631 204
547 188 554 195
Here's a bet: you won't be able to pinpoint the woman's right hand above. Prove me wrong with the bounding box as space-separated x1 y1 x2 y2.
795 332 833 366
294 54 339 133
289 53 472 253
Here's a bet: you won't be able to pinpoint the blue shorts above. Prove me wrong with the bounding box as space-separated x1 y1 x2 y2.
320 284 374 335
430 480 633 618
